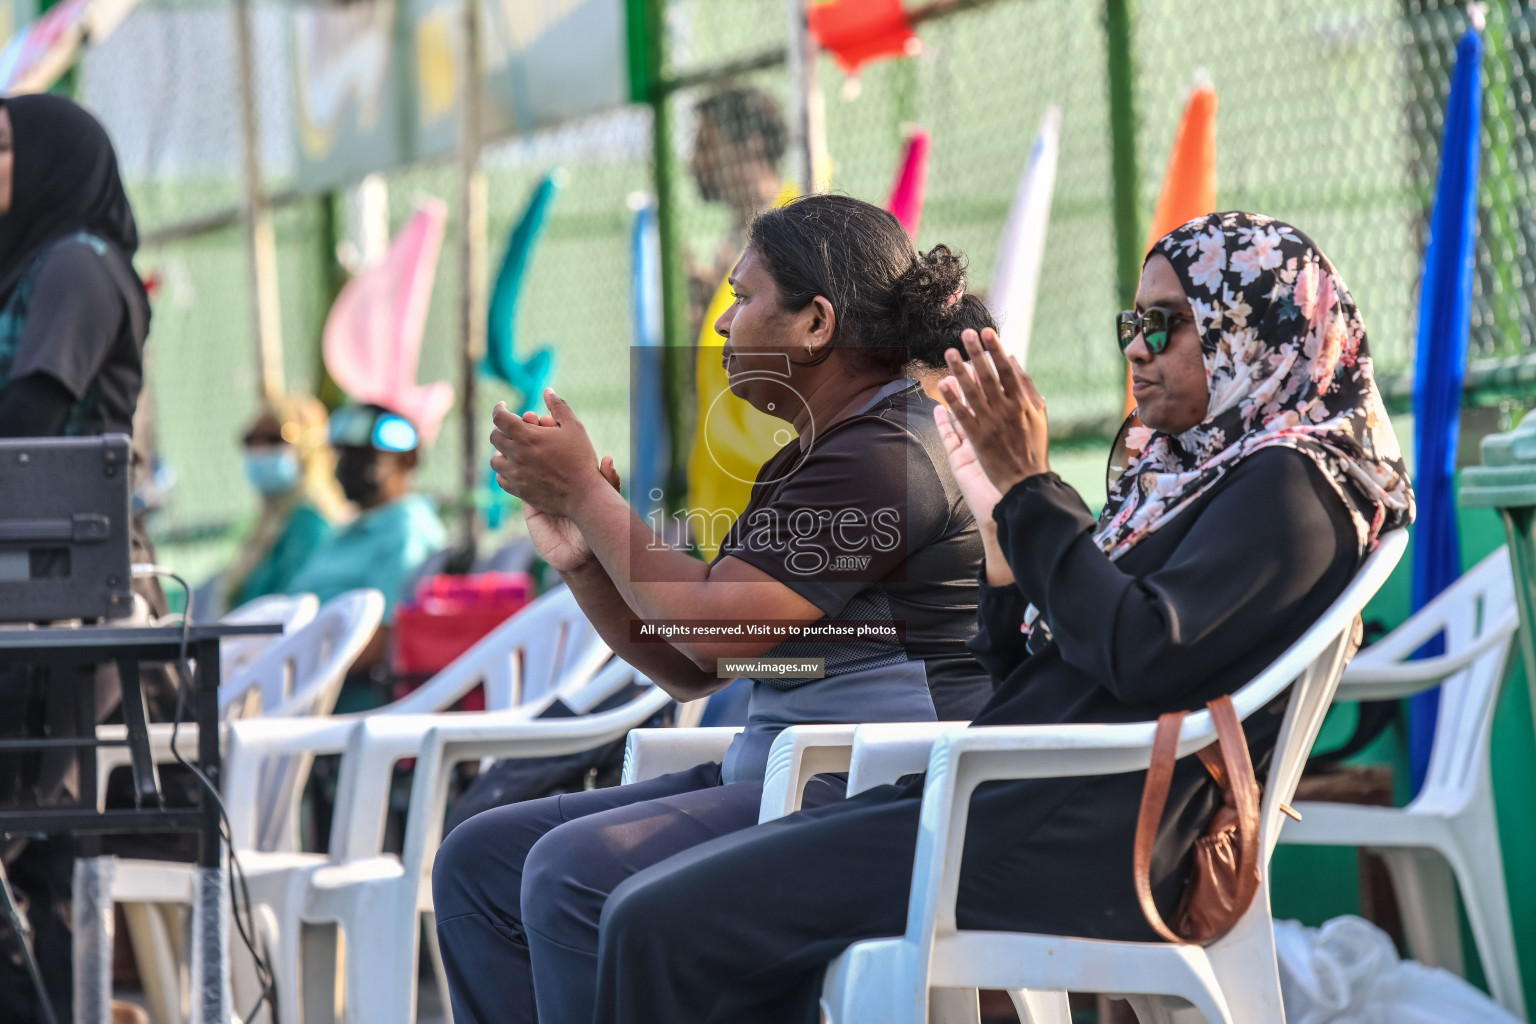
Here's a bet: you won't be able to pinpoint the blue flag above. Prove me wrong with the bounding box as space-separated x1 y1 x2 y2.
1408 28 1482 792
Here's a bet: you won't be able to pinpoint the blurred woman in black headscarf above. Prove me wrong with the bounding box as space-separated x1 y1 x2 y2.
0 92 149 437
0 93 157 1024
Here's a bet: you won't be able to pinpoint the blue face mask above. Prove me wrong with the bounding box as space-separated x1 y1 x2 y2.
243 448 301 496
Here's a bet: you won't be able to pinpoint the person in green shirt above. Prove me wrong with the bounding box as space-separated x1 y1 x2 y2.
223 392 348 610
286 403 447 667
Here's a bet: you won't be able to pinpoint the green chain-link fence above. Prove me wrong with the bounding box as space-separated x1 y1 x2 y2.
72 0 1536 575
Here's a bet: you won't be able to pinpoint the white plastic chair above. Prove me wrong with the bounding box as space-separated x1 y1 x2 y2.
801 529 1407 1024
209 586 612 1024
222 661 672 1024
1281 546 1525 1017
218 592 322 687
104 589 384 1024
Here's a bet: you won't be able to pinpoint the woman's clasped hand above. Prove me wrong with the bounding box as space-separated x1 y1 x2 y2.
489 395 622 574
935 326 1051 498
488 390 610 518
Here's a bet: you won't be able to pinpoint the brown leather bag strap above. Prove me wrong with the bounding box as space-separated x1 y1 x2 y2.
1195 743 1227 788
1208 695 1264 919
1133 711 1188 944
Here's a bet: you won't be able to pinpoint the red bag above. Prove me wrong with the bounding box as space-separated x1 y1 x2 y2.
390 572 533 708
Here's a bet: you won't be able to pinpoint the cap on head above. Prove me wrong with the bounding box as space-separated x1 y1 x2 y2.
328 403 420 453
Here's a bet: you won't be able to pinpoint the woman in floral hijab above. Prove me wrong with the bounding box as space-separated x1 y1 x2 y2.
1100 210 1414 561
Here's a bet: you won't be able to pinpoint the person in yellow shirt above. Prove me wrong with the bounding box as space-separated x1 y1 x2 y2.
685 90 804 552
683 88 799 555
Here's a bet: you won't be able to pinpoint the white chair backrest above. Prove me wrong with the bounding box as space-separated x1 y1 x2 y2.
382 585 609 716
1234 530 1409 860
400 663 672 885
226 589 385 852
218 592 321 692
1355 546 1517 804
223 592 322 629
220 590 382 721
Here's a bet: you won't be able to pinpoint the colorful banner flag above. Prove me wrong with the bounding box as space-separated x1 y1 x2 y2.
323 199 455 444
990 106 1061 366
0 0 136 95
807 0 919 75
483 171 562 406
1408 28 1483 792
629 197 668 522
885 126 930 238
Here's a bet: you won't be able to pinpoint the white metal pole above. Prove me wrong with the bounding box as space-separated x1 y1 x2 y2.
234 0 284 404
456 0 487 543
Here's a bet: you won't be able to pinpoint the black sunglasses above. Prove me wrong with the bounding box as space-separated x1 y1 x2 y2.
1116 306 1191 354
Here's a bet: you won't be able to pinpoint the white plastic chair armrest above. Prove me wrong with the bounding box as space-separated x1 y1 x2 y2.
94 723 208 811
1346 546 1511 665
400 687 675 877
224 717 363 849
621 727 742 785
759 725 859 822
324 705 542 863
845 722 968 796
906 720 1219 940
1339 612 1518 701
331 686 676 864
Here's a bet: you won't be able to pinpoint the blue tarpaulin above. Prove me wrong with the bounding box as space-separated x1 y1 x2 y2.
1408 28 1482 792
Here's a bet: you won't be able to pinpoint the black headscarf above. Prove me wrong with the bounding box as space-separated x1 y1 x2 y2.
0 93 140 309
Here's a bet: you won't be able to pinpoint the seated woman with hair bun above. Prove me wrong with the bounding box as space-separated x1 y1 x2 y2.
433 194 999 1024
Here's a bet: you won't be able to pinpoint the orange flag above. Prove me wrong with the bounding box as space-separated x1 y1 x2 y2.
1126 82 1217 415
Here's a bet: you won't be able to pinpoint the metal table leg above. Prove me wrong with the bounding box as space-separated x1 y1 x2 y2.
72 662 110 1024
191 638 231 1024
72 855 115 1024
116 659 163 807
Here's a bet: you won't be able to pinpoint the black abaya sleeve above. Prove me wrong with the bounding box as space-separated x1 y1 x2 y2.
992 447 1359 707
0 373 75 436
967 580 1034 685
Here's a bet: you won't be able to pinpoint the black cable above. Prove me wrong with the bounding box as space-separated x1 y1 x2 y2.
0 858 59 1024
137 568 280 1024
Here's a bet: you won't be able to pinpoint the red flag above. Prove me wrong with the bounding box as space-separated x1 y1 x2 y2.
807 0 920 75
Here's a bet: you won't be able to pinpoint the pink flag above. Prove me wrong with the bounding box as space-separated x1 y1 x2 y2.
322 199 455 445
884 127 930 238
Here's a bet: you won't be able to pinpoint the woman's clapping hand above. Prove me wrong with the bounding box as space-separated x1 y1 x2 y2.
934 403 1003 526
936 328 1050 499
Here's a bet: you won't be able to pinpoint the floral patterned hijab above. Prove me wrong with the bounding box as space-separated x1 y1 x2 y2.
1098 211 1414 562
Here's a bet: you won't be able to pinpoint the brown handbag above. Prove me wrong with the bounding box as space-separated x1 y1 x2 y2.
1132 695 1263 945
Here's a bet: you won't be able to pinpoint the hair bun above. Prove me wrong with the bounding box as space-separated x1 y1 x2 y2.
897 245 968 316
894 245 997 367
